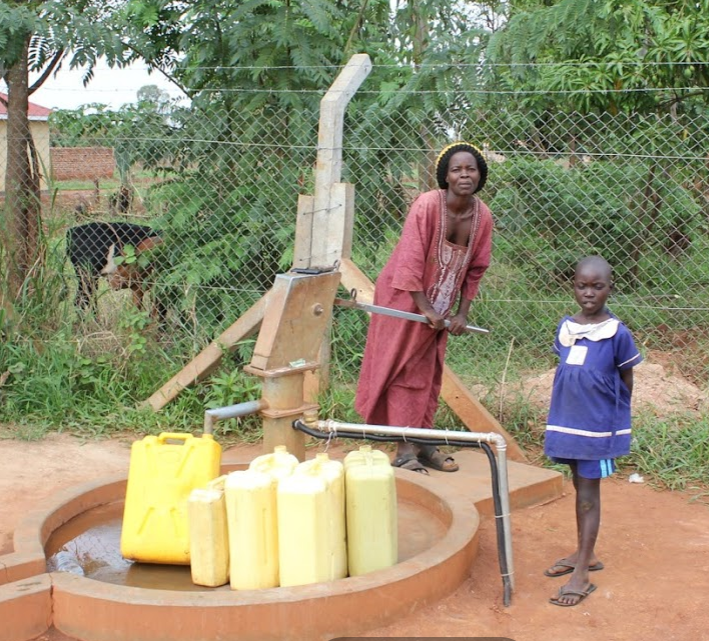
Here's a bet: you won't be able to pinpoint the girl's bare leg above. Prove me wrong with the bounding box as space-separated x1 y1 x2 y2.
552 469 601 605
545 464 601 574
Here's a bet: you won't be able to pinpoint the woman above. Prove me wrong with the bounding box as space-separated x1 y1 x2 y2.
355 142 494 474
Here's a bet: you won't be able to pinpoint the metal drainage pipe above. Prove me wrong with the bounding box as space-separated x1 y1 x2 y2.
203 399 269 435
292 417 514 607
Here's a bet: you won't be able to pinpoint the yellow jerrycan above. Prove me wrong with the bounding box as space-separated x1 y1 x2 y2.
225 469 279 590
278 453 347 586
121 432 222 565
188 475 229 587
248 444 298 481
345 445 398 576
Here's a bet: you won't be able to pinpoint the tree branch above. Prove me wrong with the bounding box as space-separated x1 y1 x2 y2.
120 41 191 99
28 49 65 95
658 90 706 110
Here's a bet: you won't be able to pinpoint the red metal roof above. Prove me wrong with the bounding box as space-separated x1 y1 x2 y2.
0 92 52 119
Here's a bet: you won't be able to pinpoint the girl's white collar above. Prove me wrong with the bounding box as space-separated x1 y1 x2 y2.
559 317 619 346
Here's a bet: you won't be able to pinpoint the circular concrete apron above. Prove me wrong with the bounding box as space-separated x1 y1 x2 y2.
13 468 479 641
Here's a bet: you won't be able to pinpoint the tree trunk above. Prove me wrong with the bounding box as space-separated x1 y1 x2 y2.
629 160 661 284
2 37 42 303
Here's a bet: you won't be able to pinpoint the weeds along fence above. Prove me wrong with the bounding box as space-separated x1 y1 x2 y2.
2 66 709 427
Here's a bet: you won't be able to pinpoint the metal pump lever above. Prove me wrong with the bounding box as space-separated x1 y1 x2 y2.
333 289 489 335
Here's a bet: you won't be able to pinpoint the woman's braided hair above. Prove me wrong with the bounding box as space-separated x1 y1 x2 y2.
435 142 488 192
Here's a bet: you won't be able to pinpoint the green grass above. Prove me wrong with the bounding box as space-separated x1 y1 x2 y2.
627 411 709 493
50 170 160 193
3 332 709 501
54 179 122 191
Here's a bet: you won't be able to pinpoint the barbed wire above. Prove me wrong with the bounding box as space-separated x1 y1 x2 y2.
125 61 709 72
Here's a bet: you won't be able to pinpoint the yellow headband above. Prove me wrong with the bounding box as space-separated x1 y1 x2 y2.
435 141 484 171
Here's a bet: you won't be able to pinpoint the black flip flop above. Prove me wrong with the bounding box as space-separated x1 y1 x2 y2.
417 448 459 472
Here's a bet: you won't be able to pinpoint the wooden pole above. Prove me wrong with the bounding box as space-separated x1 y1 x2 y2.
141 294 269 411
309 54 371 267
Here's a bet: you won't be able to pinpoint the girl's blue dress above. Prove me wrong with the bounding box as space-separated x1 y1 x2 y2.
544 316 643 460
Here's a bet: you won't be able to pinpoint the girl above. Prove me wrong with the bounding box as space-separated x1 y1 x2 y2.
544 255 643 607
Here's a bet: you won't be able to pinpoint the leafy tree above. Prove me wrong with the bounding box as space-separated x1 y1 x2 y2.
0 1 129 310
122 0 508 334
50 85 184 180
39 0 507 335
487 0 709 115
479 0 709 289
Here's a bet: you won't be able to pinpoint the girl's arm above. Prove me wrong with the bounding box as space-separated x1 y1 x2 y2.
620 368 634 396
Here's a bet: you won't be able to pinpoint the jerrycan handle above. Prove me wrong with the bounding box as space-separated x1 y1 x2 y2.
157 432 194 444
206 475 227 491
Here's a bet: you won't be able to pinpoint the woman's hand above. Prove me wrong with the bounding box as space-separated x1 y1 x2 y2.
423 309 446 331
411 291 446 330
447 312 468 336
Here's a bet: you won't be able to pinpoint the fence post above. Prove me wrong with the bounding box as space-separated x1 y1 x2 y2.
297 54 371 400
304 53 371 268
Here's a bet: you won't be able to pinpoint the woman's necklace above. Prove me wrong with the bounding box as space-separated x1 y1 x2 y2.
439 191 480 266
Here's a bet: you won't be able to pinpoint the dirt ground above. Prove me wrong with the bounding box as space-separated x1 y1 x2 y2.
1 429 709 641
481 353 709 419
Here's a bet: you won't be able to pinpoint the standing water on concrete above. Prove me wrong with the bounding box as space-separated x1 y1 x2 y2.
45 497 446 591
45 501 221 591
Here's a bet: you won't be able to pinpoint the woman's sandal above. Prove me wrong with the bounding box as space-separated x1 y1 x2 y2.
392 454 429 475
417 448 459 472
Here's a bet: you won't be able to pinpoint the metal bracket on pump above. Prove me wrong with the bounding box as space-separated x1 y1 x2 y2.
290 263 339 276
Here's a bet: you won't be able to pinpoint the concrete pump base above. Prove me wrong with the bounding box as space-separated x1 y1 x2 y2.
1 451 562 641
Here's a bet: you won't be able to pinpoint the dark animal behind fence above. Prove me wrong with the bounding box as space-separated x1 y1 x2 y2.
108 186 134 216
67 222 164 319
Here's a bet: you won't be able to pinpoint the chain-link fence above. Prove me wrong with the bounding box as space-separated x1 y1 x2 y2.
348 107 709 390
4 64 709 414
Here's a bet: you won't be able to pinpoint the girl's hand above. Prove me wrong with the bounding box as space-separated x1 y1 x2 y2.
447 313 468 336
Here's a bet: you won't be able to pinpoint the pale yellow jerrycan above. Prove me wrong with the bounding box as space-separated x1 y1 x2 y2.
121 432 222 565
277 473 329 587
279 453 347 586
187 475 229 587
248 445 299 481
343 444 390 470
345 445 398 577
225 469 279 590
